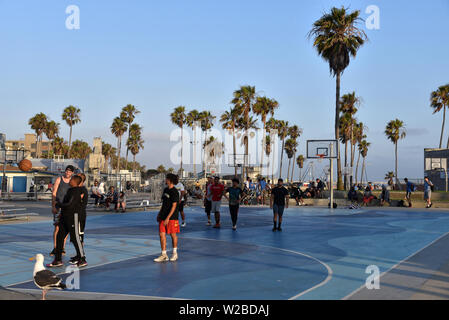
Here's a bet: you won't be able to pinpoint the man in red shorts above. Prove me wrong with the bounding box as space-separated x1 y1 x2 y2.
210 176 225 228
154 174 180 263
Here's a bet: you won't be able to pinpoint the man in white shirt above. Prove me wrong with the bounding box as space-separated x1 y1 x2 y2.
175 178 187 227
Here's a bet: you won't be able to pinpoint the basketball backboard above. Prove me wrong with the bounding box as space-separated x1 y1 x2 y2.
228 154 249 168
306 140 338 159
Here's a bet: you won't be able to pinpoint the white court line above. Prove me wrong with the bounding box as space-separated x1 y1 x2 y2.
342 229 449 300
179 236 333 300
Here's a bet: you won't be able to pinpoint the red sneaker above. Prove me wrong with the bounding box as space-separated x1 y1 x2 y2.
213 223 221 229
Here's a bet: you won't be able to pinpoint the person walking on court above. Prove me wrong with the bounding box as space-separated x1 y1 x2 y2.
270 179 289 232
50 165 75 257
404 178 414 208
204 176 213 226
175 177 187 227
210 176 225 228
225 178 243 230
424 177 434 208
154 174 180 263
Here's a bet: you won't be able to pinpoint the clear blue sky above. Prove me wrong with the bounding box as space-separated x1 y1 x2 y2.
1 0 448 180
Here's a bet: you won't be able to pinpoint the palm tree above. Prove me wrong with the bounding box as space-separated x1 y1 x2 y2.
232 85 257 178
309 7 367 190
296 155 305 181
276 120 289 179
28 113 48 158
284 138 297 182
170 106 187 174
339 113 353 189
70 140 92 159
253 96 279 175
44 120 60 157
157 165 166 174
266 117 278 180
385 119 407 188
199 111 215 173
354 122 366 185
111 117 128 173
120 104 140 169
52 136 68 157
288 125 301 182
359 140 370 185
102 142 114 172
430 84 449 148
186 109 201 176
62 106 81 158
127 125 145 172
220 106 241 177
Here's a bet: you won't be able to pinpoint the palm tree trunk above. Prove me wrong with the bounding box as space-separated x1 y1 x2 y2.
68 125 72 158
287 159 291 182
441 107 446 149
133 154 136 173
361 156 366 185
279 138 285 179
355 150 361 185
291 152 296 182
335 72 343 190
395 142 399 189
193 127 197 177
260 118 266 176
180 124 184 175
344 141 348 190
233 126 237 177
350 125 354 187
117 136 121 172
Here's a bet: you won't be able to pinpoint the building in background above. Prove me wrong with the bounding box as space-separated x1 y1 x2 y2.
424 148 448 192
5 134 50 158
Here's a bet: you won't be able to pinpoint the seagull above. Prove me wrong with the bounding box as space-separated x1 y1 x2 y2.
30 254 66 300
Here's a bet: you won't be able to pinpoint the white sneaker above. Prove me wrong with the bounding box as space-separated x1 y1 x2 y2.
206 221 211 226
232 226 237 231
154 254 169 263
181 222 186 227
170 253 178 262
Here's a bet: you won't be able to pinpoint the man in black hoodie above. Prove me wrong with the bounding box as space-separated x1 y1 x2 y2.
47 175 87 268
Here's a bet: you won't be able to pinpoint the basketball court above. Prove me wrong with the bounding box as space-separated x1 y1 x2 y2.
2 205 449 300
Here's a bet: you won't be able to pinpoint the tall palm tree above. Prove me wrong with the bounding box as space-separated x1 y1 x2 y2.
232 85 257 178
157 165 166 174
296 155 305 181
276 120 289 179
253 96 279 175
186 109 201 176
127 124 145 172
430 84 449 148
359 140 370 185
385 119 407 188
199 111 215 173
284 138 297 182
220 106 241 177
62 106 81 158
288 125 301 182
28 113 48 158
111 117 128 173
309 7 367 190
266 117 278 180
170 106 187 174
120 104 140 169
43 120 60 157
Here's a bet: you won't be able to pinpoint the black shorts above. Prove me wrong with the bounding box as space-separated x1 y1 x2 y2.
179 201 185 212
204 199 212 214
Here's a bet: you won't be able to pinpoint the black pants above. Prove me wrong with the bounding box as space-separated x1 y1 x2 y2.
205 200 212 215
55 213 85 261
79 212 86 243
229 205 239 226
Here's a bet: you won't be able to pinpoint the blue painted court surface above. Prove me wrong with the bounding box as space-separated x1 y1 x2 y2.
2 206 449 299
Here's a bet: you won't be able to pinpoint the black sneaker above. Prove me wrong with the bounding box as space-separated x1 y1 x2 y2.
272 227 277 232
77 258 88 268
46 260 63 268
69 256 80 265
277 227 283 232
49 249 56 257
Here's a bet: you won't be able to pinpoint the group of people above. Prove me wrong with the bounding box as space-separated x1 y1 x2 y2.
348 177 434 208
153 174 292 263
91 180 127 212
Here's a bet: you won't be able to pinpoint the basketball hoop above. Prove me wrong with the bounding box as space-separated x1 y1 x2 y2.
317 154 325 163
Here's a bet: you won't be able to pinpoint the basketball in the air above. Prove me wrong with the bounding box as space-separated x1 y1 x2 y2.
18 159 32 172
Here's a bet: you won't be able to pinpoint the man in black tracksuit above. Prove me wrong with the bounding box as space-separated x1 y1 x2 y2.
47 175 87 268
